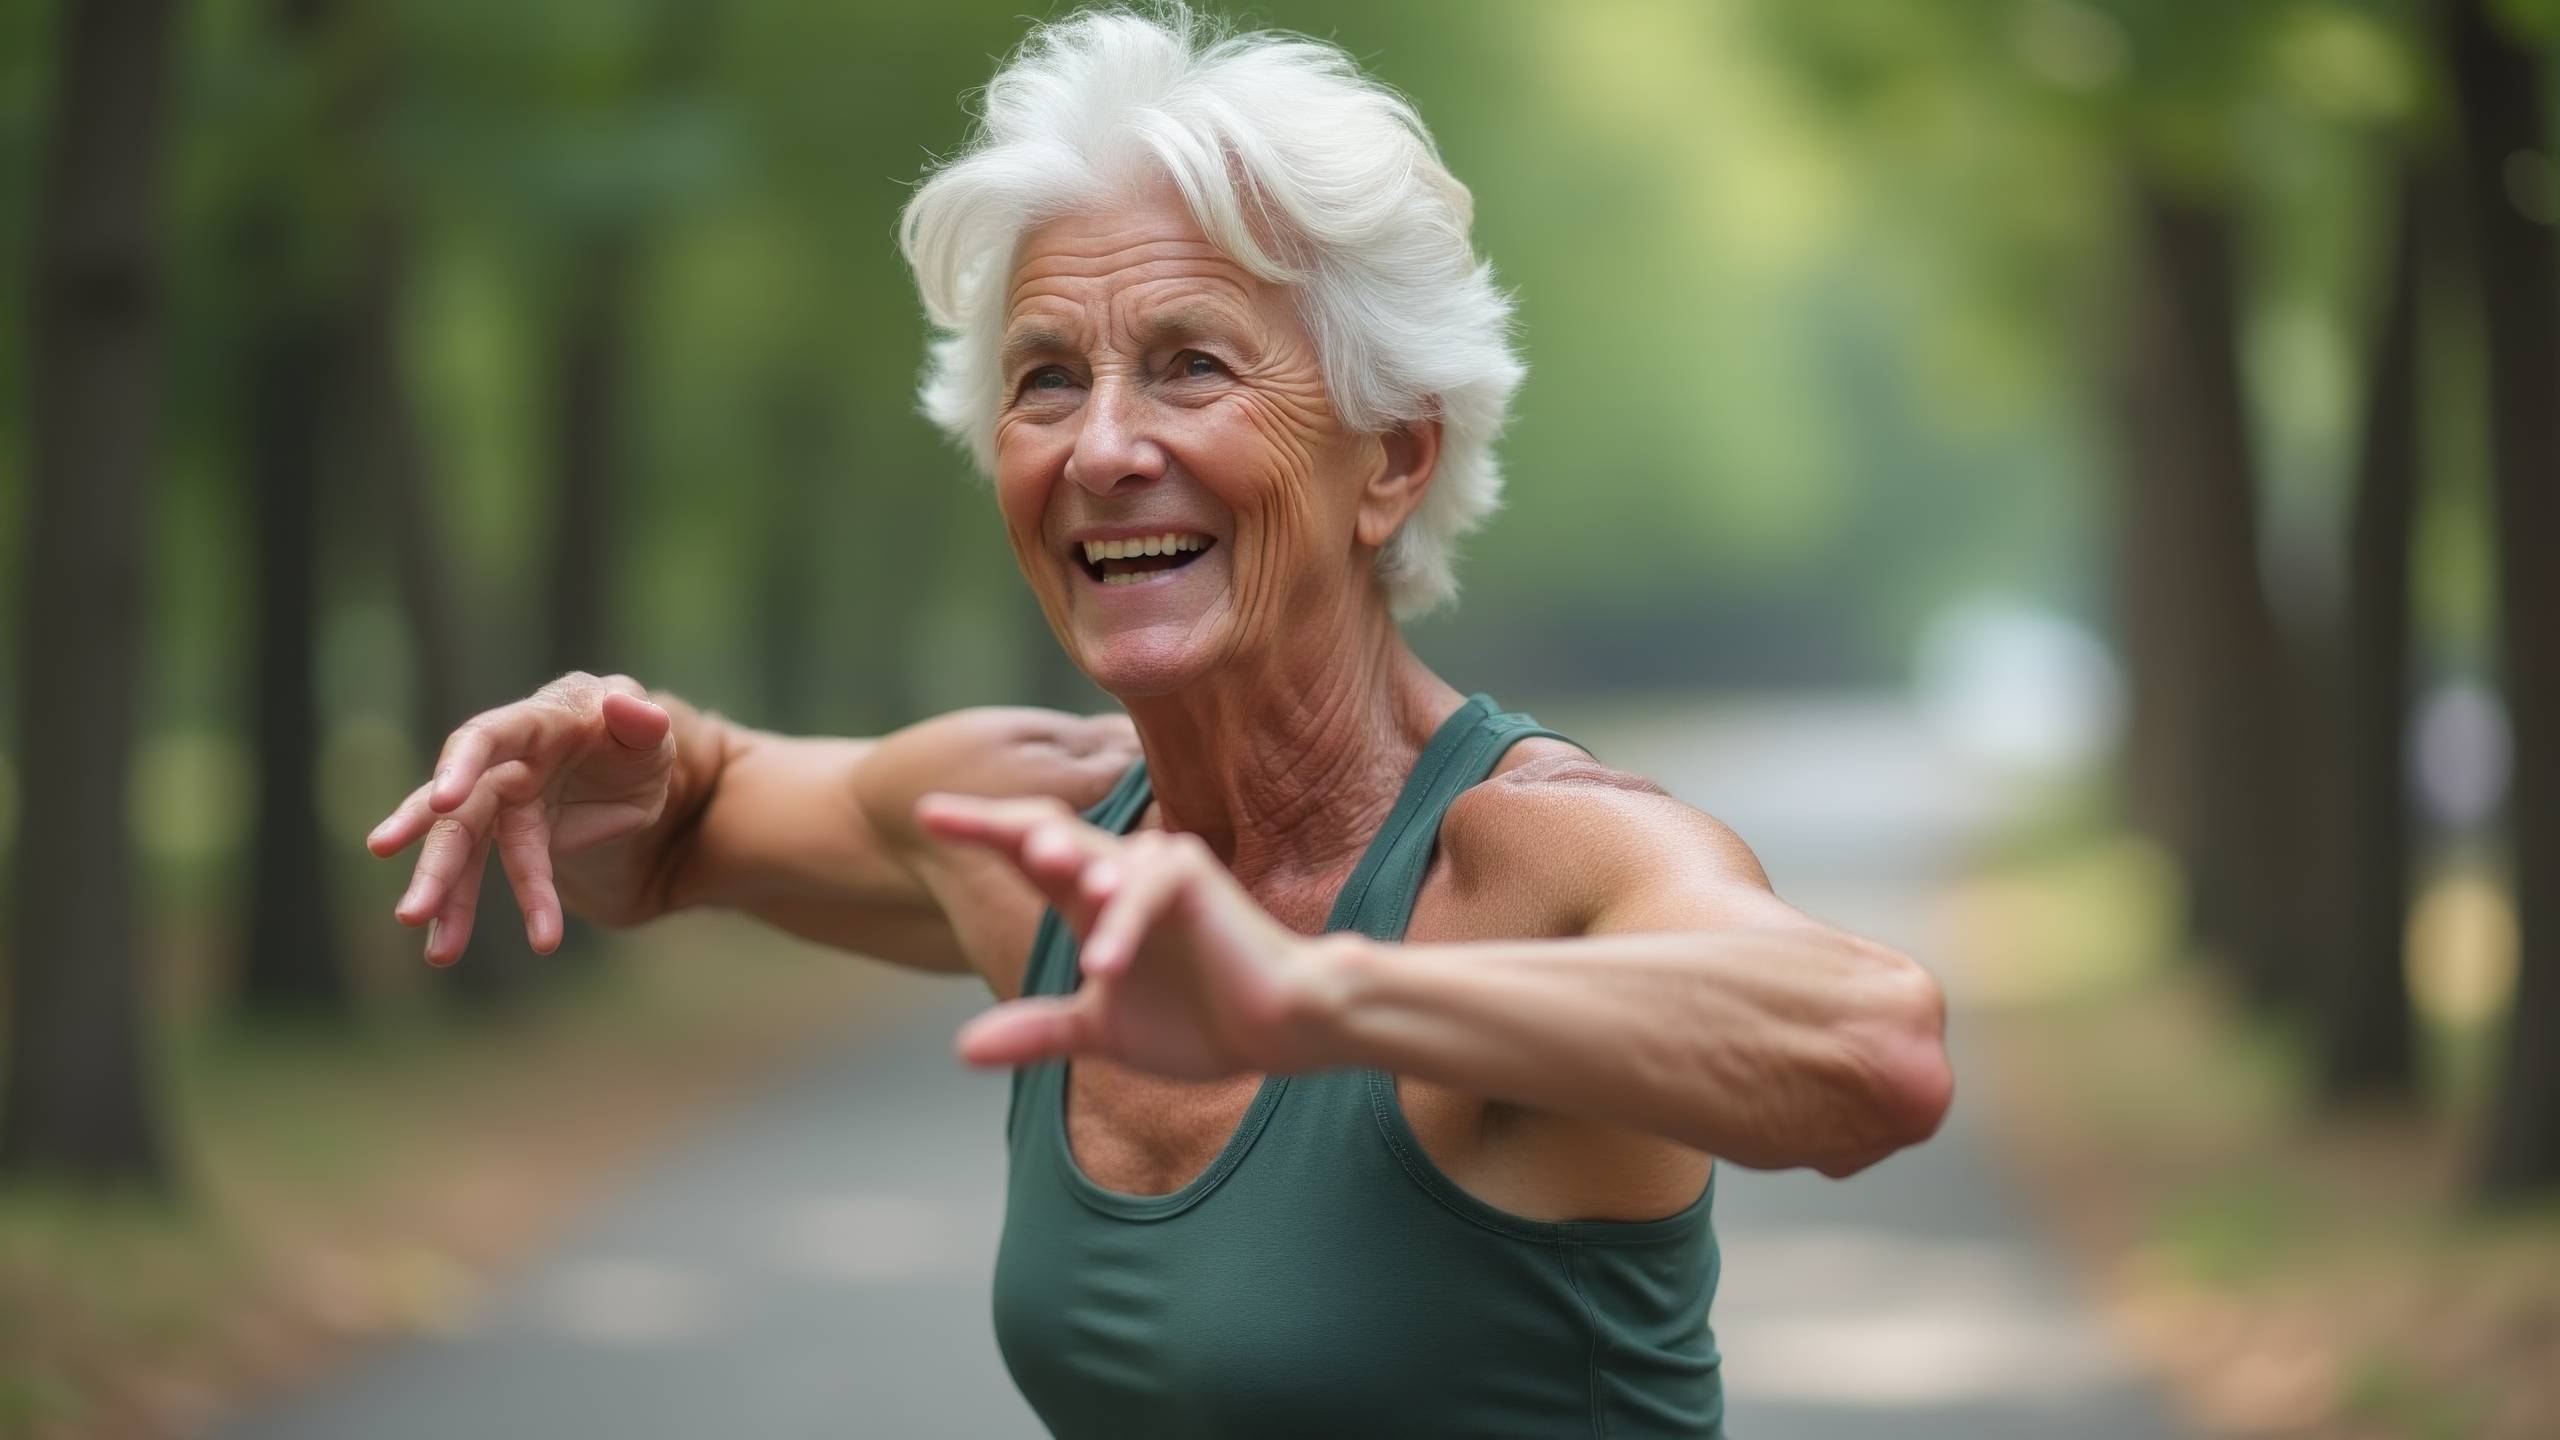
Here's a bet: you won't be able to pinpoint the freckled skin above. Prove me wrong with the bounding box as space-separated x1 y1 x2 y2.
993 186 1395 697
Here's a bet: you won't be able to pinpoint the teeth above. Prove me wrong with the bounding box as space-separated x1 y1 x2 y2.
1081 533 1209 563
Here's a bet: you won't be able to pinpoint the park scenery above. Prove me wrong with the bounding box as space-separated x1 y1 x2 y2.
2 1 2554 1437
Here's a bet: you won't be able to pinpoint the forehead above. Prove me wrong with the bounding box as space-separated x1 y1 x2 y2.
1003 187 1279 333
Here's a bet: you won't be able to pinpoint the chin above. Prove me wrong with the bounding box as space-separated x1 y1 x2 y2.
1069 617 1228 698
1039 544 1241 698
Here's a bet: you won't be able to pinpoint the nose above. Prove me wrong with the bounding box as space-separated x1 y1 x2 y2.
1061 373 1169 497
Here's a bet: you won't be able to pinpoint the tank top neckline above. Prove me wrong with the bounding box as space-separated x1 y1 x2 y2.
1045 691 1502 1221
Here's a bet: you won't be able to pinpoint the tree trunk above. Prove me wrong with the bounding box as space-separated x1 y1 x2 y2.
0 0 179 1186
353 223 470 765
2117 215 2209 884
235 0 354 1019
2450 0 2560 1198
544 238 634 689
238 291 350 1017
2118 188 2310 1010
2318 169 2425 1103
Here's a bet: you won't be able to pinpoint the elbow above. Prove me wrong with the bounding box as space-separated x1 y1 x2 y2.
1817 950 1954 1179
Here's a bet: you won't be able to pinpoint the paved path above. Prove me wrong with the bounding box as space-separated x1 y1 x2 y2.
215 695 2189 1439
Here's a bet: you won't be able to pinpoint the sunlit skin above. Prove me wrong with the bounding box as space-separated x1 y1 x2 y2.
366 183 1952 1223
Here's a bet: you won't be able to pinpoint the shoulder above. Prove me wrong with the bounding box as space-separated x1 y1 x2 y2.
852 706 1141 997
1437 736 1784 934
857 706 1140 851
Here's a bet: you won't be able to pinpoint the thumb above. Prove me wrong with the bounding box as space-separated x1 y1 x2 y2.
599 691 672 753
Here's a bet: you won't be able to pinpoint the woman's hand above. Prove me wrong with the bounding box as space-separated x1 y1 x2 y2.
914 793 1341 1078
365 671 688 965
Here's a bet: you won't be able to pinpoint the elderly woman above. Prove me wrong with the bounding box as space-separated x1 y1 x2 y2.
367 7 1950 1436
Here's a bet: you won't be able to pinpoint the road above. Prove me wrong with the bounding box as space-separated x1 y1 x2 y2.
214 695 2190 1439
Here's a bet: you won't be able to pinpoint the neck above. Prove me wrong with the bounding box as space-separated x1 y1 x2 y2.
1115 600 1464 915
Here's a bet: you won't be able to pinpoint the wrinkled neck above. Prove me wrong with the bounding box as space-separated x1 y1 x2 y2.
1116 603 1463 927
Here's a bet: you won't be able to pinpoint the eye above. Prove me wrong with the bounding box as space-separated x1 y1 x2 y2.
1173 350 1225 380
1021 366 1074 395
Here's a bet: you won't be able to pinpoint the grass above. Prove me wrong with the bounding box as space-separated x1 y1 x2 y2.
0 907 934 1440
1943 827 2560 1439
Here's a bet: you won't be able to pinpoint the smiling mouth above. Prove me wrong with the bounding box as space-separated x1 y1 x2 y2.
1077 532 1216 587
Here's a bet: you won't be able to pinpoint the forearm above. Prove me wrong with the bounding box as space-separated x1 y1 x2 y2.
656 707 956 963
1301 926 1951 1176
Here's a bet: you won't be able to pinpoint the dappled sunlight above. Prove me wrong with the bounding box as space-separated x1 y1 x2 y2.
2407 870 2518 1028
1931 834 2182 1009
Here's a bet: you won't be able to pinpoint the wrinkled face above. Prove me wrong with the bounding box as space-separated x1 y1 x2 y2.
993 185 1394 697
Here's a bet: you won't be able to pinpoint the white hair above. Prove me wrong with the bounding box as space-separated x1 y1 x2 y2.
896 3 1525 618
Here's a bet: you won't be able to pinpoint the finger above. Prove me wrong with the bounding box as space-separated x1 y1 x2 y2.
367 779 437 857
493 803 564 955
429 704 571 814
916 794 1120 921
954 993 1095 1069
394 778 502 926
598 690 671 751
1018 817 1117 917
913 792 1078 852
425 837 494 967
1080 847 1189 977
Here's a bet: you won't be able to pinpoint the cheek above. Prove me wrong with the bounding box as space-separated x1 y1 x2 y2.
992 430 1060 543
1212 395 1346 540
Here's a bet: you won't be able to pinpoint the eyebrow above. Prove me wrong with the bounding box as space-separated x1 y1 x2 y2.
997 304 1264 376
998 325 1075 376
1138 305 1259 361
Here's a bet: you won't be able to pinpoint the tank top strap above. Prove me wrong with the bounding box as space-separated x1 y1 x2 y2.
1324 693 1576 943
1019 756 1155 1001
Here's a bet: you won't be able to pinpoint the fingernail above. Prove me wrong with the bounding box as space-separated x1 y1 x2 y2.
424 918 443 964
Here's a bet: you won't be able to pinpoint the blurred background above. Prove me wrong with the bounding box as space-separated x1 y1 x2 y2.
2 0 2555 1436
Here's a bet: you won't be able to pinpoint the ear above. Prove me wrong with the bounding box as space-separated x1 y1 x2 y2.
1353 415 1442 551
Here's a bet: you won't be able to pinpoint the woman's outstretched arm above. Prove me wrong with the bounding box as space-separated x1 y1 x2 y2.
916 772 1950 1179
662 704 1138 988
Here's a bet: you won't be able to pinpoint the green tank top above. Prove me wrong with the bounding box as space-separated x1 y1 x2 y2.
990 693 1724 1438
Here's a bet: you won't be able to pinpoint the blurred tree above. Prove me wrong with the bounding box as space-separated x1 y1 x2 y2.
2117 183 2322 1013
1 0 179 1185
2318 163 2425 1103
2450 0 2560 1197
236 0 354 1020
1741 0 2339 1008
541 0 715 691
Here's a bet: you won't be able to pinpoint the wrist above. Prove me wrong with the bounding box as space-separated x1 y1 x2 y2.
648 700 740 917
1281 931 1382 1071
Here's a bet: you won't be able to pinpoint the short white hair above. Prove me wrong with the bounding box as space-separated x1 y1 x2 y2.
896 3 1525 618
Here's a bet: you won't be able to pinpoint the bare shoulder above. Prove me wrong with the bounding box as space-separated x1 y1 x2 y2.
1403 737 1742 1221
1436 737 1779 934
